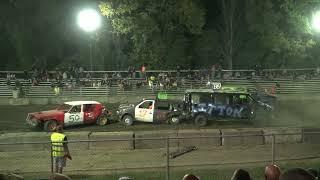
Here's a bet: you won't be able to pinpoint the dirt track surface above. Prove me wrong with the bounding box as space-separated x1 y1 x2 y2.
0 96 320 133
1 143 320 174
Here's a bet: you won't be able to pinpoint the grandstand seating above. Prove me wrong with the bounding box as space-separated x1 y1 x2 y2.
0 77 320 98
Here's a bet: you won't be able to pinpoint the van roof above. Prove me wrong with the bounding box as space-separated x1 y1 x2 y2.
185 86 249 94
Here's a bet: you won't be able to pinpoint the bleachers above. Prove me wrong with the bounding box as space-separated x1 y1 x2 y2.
1 77 320 98
62 87 110 97
0 86 12 97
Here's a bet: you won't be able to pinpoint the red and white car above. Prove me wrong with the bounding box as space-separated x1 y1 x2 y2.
26 101 111 131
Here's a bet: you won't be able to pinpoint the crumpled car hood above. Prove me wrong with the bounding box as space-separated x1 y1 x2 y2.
118 104 135 111
29 110 65 119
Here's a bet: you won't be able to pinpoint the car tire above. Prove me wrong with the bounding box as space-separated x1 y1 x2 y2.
194 114 208 127
169 116 180 125
96 115 108 126
44 120 58 132
122 115 134 126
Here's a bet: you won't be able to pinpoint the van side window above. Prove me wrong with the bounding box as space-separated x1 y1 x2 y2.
214 94 227 105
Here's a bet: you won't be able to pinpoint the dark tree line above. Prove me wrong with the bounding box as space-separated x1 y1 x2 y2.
0 0 320 70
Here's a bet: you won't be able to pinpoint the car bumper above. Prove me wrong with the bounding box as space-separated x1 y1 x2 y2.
26 114 39 127
116 110 123 121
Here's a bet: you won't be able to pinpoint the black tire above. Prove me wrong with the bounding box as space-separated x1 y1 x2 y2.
96 115 108 125
168 116 180 125
194 114 208 127
44 120 58 132
122 115 134 126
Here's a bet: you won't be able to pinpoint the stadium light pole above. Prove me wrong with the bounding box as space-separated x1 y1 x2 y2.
77 8 102 71
312 11 320 32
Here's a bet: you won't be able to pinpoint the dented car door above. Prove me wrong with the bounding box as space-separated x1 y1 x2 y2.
135 100 155 122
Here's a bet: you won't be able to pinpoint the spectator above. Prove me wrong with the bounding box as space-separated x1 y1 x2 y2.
128 65 135 78
141 64 146 78
265 164 281 180
280 168 315 180
176 65 181 77
24 70 29 80
211 64 216 79
86 72 91 80
62 71 68 81
235 71 241 79
182 174 200 180
231 169 252 180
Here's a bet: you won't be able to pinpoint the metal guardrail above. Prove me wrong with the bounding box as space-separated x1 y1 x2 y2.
1 131 320 179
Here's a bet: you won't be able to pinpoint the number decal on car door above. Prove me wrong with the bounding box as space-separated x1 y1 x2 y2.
64 112 84 126
69 114 80 123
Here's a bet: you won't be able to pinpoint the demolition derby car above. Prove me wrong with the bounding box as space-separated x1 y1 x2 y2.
183 85 273 126
117 83 273 126
26 101 111 131
117 99 182 126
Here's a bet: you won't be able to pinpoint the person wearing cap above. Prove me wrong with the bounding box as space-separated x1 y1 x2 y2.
51 125 72 174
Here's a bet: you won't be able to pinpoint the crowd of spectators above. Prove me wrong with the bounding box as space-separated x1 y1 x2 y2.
3 164 318 179
2 64 320 93
181 164 319 180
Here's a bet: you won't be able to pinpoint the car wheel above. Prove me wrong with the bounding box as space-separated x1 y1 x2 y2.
97 115 108 126
44 120 58 132
122 115 133 126
194 114 207 127
169 116 180 125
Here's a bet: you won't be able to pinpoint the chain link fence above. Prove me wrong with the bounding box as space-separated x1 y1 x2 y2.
1 131 320 179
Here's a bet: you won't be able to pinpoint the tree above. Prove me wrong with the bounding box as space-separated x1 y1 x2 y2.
245 0 317 68
99 0 206 68
216 0 247 69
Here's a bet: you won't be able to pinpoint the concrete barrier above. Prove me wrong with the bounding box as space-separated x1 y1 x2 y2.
0 132 50 151
263 128 302 144
177 129 221 148
302 128 320 144
9 98 29 105
29 98 49 105
221 128 264 146
88 131 134 150
134 130 178 149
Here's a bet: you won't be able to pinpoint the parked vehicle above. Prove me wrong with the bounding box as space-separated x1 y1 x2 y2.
26 101 111 131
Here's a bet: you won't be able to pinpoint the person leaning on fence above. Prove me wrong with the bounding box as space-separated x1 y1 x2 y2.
51 125 72 174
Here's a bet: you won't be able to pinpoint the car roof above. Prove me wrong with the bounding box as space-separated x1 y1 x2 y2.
64 101 101 106
185 86 249 94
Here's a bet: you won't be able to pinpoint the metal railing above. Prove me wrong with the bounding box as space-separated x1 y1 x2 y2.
0 131 320 179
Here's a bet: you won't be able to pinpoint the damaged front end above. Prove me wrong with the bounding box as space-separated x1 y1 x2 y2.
116 104 135 120
26 113 41 129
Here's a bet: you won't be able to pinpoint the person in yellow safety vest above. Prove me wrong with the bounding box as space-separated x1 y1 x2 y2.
51 125 71 174
54 86 60 96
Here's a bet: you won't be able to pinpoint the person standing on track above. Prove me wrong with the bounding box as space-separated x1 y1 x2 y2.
50 125 72 174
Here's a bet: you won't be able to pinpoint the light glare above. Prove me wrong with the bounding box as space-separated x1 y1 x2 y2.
77 9 101 32
312 11 320 32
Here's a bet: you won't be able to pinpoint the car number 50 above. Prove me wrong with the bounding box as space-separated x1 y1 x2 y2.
69 114 80 122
